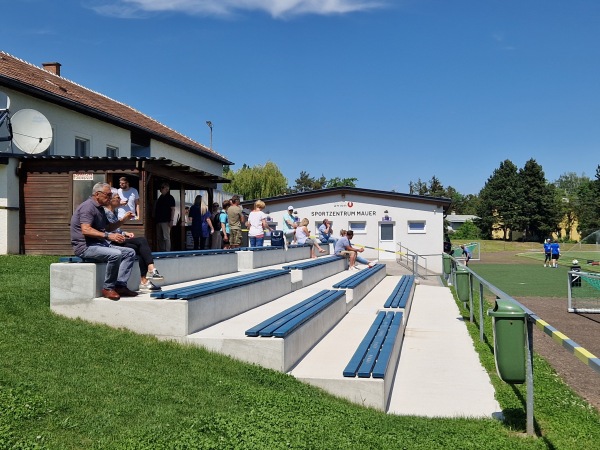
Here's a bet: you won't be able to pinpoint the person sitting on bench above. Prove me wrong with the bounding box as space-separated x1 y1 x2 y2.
105 190 163 293
334 230 377 270
70 182 138 300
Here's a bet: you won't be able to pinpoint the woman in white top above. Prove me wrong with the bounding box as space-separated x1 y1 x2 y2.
247 200 271 247
296 218 326 258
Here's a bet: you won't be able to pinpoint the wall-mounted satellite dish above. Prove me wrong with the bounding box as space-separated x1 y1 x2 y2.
11 108 53 154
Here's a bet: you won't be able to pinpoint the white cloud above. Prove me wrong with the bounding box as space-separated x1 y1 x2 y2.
90 0 385 19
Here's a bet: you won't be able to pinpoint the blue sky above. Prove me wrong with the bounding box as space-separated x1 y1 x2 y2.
5 0 600 194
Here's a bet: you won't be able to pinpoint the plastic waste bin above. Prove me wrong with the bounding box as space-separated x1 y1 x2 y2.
488 299 526 384
443 253 452 275
455 266 470 302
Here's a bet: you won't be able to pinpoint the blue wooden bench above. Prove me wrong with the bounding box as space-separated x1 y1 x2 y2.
59 256 84 263
332 264 386 289
150 268 290 300
383 275 415 308
343 311 404 378
282 255 342 270
245 290 345 338
152 249 236 259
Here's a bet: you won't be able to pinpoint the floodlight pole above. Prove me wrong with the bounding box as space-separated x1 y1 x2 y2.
206 120 213 150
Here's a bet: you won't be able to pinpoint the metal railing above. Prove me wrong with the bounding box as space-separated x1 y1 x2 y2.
445 254 600 436
396 242 427 278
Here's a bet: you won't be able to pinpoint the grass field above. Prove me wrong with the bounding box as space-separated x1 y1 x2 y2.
1 255 600 449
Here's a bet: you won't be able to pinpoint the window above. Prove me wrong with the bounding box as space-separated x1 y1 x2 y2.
380 223 394 241
408 221 426 234
75 138 90 157
349 221 367 234
106 146 119 157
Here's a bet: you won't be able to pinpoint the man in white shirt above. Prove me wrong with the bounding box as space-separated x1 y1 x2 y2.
117 176 140 220
282 206 297 245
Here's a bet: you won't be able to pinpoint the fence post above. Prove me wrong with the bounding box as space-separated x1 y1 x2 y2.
479 282 484 342
525 318 535 436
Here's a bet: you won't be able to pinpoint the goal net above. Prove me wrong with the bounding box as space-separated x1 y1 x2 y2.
568 271 600 313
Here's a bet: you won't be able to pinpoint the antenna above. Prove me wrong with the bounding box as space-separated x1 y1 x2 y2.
11 109 53 154
0 91 12 142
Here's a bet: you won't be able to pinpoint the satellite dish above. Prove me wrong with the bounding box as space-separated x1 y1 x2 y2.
11 109 53 154
0 91 9 110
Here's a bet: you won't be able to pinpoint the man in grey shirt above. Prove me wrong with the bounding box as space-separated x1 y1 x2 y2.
70 182 138 300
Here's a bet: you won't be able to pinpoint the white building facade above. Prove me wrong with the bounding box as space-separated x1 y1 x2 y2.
244 188 451 274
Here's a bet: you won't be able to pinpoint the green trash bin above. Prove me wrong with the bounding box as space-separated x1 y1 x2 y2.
488 299 526 384
455 266 470 302
443 254 452 275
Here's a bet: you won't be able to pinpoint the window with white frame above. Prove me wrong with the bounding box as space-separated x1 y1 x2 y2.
106 145 119 157
349 221 367 234
75 137 90 157
408 220 426 233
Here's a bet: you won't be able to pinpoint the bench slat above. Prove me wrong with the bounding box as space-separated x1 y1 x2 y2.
272 290 344 338
343 311 387 377
333 264 385 289
372 312 403 378
384 276 414 308
245 290 332 337
357 312 395 378
151 269 289 300
282 255 342 271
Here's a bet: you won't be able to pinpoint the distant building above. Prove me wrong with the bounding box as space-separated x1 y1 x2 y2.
446 213 479 234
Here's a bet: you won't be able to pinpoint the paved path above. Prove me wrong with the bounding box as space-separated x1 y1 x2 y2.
387 283 502 418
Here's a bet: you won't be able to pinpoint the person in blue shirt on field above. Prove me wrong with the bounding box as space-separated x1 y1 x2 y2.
461 244 472 266
543 238 552 267
550 240 561 268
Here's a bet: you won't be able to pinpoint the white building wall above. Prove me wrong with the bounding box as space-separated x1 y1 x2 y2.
2 88 131 157
262 192 445 273
0 159 21 254
151 140 224 176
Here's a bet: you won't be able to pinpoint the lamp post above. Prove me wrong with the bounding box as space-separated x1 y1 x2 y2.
206 120 213 149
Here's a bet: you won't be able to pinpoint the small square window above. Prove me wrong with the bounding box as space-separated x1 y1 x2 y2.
349 222 367 234
107 146 119 157
75 138 90 157
408 221 426 234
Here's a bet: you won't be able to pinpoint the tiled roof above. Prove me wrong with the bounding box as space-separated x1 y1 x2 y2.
0 51 231 164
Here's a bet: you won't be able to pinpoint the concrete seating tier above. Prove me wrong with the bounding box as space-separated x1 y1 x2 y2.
343 311 404 379
332 263 387 308
383 275 415 309
282 255 347 288
237 245 309 269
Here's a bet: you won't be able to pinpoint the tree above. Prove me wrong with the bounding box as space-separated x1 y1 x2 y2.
450 220 481 240
476 160 520 240
554 172 590 241
517 159 560 241
289 172 357 193
408 178 428 195
575 165 600 240
223 161 288 200
326 177 358 188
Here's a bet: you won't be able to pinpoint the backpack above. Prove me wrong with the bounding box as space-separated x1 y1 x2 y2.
212 211 221 231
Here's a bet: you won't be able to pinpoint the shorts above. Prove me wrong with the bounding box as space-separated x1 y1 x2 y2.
552 254 560 260
230 228 242 246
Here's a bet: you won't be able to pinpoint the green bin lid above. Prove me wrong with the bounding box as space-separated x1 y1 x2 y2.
488 299 526 317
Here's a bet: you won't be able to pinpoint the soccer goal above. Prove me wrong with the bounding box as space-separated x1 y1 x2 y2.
567 270 600 313
451 242 481 262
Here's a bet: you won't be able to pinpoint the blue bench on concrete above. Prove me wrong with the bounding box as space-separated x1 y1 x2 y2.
343 310 404 378
332 264 386 289
245 290 345 337
282 255 342 270
383 275 415 308
152 249 236 259
151 269 290 300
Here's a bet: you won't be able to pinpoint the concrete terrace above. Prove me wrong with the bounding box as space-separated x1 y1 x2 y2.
50 249 500 417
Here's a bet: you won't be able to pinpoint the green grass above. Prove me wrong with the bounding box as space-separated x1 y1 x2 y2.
1 255 600 449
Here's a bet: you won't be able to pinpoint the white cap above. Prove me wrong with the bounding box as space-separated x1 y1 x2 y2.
288 205 294 210
572 259 579 265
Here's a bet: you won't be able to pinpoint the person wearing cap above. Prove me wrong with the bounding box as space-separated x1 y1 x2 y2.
282 206 297 245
